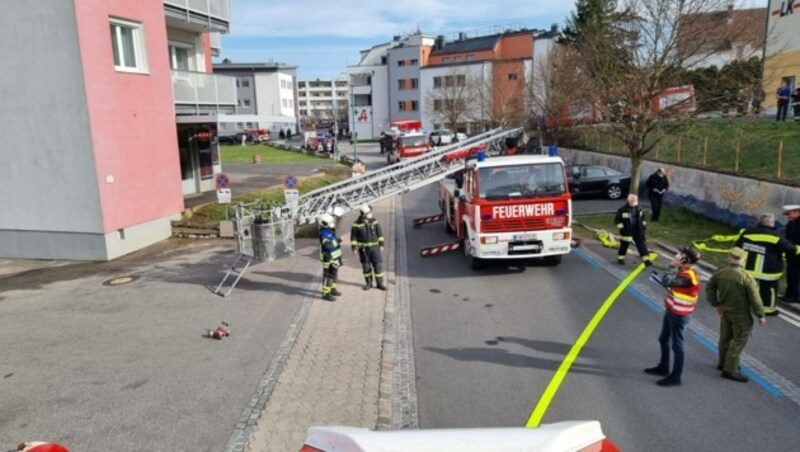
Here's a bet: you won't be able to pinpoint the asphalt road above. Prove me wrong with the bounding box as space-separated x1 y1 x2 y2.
400 181 800 451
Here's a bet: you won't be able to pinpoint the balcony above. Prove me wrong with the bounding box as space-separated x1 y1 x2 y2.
164 0 230 33
209 32 222 57
172 70 236 115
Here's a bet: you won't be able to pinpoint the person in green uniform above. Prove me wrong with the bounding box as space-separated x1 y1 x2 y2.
705 247 767 383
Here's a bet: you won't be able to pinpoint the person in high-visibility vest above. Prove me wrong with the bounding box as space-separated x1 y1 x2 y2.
644 246 701 387
735 213 800 316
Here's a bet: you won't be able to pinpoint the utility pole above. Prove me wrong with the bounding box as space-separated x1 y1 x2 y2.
350 74 358 162
332 82 339 161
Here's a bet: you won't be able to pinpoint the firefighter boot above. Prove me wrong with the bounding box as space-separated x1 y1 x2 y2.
376 276 387 291
331 284 343 297
363 276 373 291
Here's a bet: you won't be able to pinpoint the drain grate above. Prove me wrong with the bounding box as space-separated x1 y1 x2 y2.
102 275 140 286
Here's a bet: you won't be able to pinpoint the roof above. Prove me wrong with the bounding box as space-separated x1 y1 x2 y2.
476 155 565 168
677 7 766 55
212 62 298 72
431 34 500 56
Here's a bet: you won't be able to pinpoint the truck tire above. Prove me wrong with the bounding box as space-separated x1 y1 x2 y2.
463 236 486 270
543 255 562 266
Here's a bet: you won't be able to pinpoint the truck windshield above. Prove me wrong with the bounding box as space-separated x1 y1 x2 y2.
478 163 566 199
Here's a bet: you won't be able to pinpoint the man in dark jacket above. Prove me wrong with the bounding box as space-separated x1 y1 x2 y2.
782 205 800 303
736 213 800 315
645 168 669 221
614 194 652 266
351 205 387 291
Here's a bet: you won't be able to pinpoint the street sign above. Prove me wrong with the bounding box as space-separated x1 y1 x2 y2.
216 172 230 189
284 174 298 189
284 188 300 212
217 188 232 204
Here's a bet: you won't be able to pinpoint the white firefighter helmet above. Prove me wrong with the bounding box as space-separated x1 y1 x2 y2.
331 206 345 218
318 213 335 228
360 205 372 215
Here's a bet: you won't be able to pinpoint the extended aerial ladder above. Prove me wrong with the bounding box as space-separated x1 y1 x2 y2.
214 127 524 296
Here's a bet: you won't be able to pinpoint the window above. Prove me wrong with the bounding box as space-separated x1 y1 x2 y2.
454 56 463 62
445 75 454 87
411 101 418 111
243 99 251 107
508 73 518 80
241 79 250 88
433 77 442 89
466 54 475 61
398 60 406 67
398 79 405 90
109 18 147 73
282 99 288 107
398 101 405 111
456 75 466 87
411 78 418 89
168 43 192 71
442 57 451 63
433 99 442 111
410 59 418 65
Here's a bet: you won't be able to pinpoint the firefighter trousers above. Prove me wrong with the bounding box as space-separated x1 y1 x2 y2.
756 278 778 314
358 247 384 288
617 234 651 263
321 261 340 299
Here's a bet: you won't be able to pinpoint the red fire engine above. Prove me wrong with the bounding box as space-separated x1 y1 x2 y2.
385 120 432 164
438 152 573 269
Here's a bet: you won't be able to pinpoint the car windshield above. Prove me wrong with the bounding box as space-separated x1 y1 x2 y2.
478 163 567 199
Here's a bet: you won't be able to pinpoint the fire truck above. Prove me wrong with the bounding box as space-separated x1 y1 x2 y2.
439 152 572 269
385 120 432 164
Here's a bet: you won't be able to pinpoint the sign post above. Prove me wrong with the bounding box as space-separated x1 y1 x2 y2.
216 173 232 216
284 175 300 215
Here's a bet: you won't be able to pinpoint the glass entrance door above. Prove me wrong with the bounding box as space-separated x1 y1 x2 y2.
178 126 199 195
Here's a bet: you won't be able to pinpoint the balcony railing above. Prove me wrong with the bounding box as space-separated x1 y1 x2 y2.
164 0 230 32
209 32 222 55
172 70 236 108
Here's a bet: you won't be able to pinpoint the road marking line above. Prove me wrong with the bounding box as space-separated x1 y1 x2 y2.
692 333 783 397
526 255 654 428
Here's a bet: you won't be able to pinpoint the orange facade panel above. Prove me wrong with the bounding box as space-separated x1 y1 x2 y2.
497 33 533 59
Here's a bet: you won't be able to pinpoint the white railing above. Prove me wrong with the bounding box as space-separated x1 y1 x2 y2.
164 0 230 22
172 70 236 106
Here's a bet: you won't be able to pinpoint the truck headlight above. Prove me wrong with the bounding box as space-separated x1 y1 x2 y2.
480 236 499 244
552 232 571 241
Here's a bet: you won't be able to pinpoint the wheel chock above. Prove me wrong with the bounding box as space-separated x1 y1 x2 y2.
413 214 444 228
420 241 461 257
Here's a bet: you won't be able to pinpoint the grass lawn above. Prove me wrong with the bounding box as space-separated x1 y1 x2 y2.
220 144 324 164
574 206 741 269
189 165 351 224
575 119 800 184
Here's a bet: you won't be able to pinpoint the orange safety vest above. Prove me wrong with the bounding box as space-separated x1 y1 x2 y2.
665 268 700 316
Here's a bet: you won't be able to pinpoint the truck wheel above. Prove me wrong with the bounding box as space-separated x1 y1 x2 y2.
543 255 562 266
463 237 485 270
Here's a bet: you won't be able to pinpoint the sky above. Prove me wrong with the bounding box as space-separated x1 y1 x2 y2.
214 0 577 80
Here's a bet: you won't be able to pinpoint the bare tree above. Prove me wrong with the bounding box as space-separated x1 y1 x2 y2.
424 66 475 131
563 0 761 189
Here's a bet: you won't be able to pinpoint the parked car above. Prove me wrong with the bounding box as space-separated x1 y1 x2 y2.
305 131 335 153
429 129 455 146
218 134 236 145
567 164 631 200
455 132 468 142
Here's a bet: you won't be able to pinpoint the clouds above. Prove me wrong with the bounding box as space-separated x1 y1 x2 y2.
230 0 573 38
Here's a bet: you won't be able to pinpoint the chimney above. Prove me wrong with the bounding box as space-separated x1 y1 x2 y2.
727 3 734 26
435 35 446 50
458 32 467 41
551 23 559 33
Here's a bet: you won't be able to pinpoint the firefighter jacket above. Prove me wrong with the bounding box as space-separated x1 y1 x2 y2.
735 225 799 281
614 204 647 240
319 227 342 267
706 264 765 318
351 217 384 250
662 267 700 316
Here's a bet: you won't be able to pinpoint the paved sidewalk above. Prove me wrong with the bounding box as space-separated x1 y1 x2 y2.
244 198 397 451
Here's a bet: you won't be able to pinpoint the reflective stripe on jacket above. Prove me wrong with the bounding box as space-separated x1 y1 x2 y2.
319 227 342 263
735 226 799 280
351 217 384 249
665 268 700 316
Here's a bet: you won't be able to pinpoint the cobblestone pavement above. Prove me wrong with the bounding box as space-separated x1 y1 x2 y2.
243 198 398 451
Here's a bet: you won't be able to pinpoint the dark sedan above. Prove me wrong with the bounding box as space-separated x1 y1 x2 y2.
567 164 631 200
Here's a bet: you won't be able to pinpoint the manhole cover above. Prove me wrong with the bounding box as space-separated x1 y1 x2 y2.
102 275 140 286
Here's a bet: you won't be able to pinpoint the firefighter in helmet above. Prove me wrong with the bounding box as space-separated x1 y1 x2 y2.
318 212 343 301
351 205 387 291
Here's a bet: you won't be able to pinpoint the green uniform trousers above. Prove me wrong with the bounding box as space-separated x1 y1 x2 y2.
718 313 754 373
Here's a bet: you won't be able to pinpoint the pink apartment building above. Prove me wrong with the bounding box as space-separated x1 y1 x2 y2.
0 0 234 260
